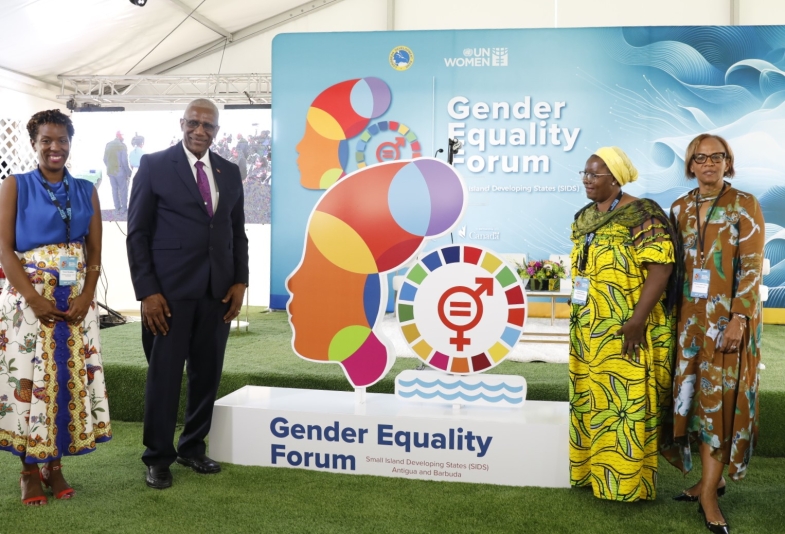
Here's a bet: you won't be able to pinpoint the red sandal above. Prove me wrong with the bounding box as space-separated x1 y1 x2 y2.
40 464 75 500
20 470 48 506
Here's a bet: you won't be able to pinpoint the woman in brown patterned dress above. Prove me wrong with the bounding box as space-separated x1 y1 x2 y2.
667 134 764 534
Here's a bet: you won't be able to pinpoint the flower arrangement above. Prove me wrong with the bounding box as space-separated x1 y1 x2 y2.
517 259 567 281
516 259 567 291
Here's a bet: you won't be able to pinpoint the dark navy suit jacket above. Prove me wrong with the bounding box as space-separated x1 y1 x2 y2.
126 143 249 302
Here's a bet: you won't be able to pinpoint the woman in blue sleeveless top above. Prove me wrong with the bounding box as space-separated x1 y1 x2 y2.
0 110 111 506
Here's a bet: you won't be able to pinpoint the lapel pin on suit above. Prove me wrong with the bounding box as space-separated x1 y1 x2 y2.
216 168 221 173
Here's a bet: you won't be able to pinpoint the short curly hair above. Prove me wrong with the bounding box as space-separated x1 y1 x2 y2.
27 109 75 141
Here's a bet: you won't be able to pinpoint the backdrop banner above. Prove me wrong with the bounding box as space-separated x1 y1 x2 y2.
271 27 785 310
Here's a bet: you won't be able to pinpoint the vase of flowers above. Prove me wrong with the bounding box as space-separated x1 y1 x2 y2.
516 259 567 292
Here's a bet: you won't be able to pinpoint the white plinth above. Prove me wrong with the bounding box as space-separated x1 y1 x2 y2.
210 386 569 488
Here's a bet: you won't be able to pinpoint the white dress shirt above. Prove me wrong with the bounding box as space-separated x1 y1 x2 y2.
182 141 218 212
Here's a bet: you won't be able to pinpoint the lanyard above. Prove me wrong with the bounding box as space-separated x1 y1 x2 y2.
40 174 72 243
694 183 725 268
579 190 624 273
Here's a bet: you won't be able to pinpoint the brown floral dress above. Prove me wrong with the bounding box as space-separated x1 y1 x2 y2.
666 185 764 480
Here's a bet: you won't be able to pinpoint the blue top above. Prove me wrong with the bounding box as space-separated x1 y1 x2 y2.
129 147 145 168
14 168 95 252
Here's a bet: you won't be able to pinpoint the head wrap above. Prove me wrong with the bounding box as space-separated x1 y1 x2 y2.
594 146 638 186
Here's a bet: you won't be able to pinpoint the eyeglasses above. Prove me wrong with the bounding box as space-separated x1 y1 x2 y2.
182 119 217 133
692 152 726 164
578 171 614 182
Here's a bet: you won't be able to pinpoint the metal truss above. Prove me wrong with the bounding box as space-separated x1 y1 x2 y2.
57 74 272 106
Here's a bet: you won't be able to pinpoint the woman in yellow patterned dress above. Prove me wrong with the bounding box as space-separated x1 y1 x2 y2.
665 134 764 534
569 147 677 501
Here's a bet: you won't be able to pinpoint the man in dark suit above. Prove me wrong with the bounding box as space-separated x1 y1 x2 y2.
127 99 248 490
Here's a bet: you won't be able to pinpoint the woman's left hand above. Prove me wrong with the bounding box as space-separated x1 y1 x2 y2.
64 293 92 324
719 315 745 353
616 319 647 360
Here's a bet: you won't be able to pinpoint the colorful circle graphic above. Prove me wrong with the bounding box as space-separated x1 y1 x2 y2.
396 245 527 375
355 121 422 169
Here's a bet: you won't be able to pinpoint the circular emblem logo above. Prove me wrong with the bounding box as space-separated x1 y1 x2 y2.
396 245 527 375
463 48 473 57
389 46 414 71
355 121 422 169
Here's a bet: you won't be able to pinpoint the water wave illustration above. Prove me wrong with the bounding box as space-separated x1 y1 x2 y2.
397 389 523 404
397 378 524 393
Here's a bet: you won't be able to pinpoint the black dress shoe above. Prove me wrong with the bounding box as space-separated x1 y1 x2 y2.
146 465 173 490
698 502 730 534
673 485 726 502
176 454 221 474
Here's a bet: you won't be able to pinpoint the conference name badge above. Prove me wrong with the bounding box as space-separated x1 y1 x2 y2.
59 255 78 286
572 276 589 306
690 269 710 299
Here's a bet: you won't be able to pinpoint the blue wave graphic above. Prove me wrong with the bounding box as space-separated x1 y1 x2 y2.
764 238 785 266
761 187 785 227
398 389 522 404
767 286 785 308
765 224 784 239
397 378 523 393
605 28 725 86
677 82 760 118
764 260 785 288
756 27 785 54
599 27 785 308
726 59 785 99
762 90 785 109
623 27 770 68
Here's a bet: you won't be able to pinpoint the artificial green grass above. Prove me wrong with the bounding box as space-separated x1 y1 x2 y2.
0 422 784 533
98 308 785 457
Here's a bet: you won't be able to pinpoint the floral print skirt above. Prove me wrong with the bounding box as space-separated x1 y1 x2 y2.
0 242 111 463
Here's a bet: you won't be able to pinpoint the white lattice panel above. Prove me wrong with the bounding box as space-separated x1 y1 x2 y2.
0 118 36 180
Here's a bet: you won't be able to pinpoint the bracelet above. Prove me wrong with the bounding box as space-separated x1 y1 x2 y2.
734 313 747 324
85 265 101 273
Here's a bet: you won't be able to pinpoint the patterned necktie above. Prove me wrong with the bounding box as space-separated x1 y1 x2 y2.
194 161 213 217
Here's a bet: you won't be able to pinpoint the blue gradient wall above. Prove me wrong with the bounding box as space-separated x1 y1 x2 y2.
271 27 785 310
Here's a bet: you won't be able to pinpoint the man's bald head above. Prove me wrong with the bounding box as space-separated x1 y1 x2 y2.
185 98 220 120
181 99 221 158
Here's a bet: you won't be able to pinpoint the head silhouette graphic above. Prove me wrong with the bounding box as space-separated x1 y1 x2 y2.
286 158 467 387
296 77 391 190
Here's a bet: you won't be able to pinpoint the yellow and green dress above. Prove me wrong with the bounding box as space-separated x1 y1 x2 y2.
569 199 676 501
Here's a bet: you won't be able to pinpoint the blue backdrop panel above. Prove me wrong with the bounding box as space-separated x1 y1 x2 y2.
271 27 785 310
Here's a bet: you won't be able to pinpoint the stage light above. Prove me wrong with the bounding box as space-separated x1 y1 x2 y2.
129 0 147 6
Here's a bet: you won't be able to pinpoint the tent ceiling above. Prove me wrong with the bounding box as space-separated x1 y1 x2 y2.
0 0 328 83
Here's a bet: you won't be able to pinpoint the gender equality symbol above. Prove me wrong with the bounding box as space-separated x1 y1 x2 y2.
355 121 422 169
437 277 494 351
397 245 527 375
